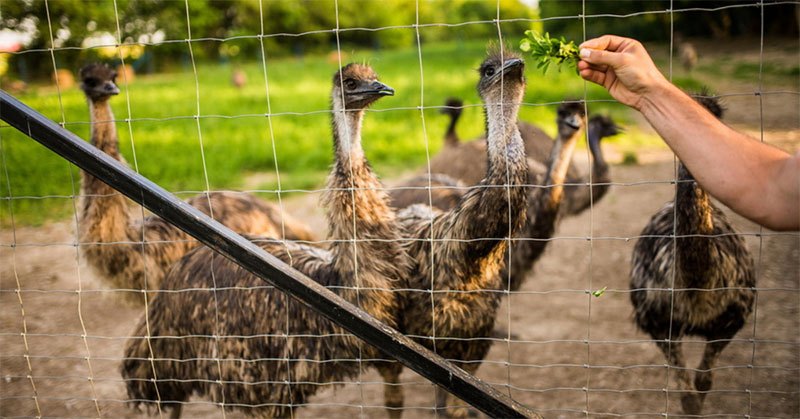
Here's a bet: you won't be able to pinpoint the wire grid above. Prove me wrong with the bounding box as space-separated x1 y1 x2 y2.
1 1 799 418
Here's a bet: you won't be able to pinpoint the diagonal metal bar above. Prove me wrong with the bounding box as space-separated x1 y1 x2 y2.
0 89 540 419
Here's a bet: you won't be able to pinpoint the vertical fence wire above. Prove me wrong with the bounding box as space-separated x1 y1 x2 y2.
182 2 229 416
0 125 42 418
43 0 103 415
0 2 798 417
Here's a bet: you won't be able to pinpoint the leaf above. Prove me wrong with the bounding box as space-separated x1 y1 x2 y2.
519 31 581 75
591 286 607 298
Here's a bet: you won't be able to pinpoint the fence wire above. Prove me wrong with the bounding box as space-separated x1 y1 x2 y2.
1 1 799 418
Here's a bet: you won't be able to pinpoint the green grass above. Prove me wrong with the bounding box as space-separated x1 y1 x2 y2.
1 40 649 226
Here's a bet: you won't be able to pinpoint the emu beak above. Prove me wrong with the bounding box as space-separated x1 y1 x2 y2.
501 58 524 74
564 114 581 130
366 81 394 97
105 81 120 96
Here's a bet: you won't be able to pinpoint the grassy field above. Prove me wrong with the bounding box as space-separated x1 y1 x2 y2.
2 40 661 226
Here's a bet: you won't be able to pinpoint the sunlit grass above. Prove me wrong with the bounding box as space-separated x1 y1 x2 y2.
1 40 654 226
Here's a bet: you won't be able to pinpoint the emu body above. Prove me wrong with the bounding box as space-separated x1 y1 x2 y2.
122 64 408 418
379 51 530 418
77 64 314 302
629 95 755 415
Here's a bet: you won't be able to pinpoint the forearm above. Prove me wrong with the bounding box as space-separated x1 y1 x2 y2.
639 83 799 230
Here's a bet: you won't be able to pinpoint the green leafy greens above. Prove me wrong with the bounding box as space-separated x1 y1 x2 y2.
519 31 580 74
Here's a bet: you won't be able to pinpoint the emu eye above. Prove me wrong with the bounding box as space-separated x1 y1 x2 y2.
483 66 495 78
344 79 357 90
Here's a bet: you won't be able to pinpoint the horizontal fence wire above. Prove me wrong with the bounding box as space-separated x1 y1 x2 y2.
1 1 798 418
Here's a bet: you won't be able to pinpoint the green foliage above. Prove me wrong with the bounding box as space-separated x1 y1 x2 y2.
538 1 798 42
3 0 535 80
519 31 580 74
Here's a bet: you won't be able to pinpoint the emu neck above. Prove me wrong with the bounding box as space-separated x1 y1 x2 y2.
484 99 525 181
80 97 132 246
444 112 460 146
675 163 716 289
588 131 609 179
324 96 404 320
89 99 120 157
542 128 580 210
331 98 366 170
675 163 714 236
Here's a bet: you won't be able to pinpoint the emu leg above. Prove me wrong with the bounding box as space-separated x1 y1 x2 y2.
655 339 701 415
434 363 479 418
168 403 182 419
377 361 405 419
695 338 732 402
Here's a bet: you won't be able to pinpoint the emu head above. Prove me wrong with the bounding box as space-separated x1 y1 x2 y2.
332 63 394 110
79 63 120 102
441 97 463 118
555 101 586 139
477 48 525 105
588 114 622 145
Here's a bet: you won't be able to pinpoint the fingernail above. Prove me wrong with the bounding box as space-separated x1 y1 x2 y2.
580 48 591 59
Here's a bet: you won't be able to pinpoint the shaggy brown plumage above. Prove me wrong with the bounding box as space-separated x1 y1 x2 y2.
377 49 529 418
391 102 590 295
121 64 408 418
77 64 315 303
629 95 755 415
400 97 619 217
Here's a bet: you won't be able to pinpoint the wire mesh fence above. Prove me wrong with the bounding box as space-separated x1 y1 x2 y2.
1 1 799 418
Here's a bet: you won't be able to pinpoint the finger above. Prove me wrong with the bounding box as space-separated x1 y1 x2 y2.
580 35 629 52
578 60 609 73
579 68 606 86
580 47 625 69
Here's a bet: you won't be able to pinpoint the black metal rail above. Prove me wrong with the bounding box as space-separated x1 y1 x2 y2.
0 89 540 419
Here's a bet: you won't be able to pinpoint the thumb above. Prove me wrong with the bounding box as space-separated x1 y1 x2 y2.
580 48 624 68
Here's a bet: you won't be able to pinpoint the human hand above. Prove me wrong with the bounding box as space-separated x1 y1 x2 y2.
578 35 669 110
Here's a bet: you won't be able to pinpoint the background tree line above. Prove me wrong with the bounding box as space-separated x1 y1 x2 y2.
2 0 797 81
2 0 534 80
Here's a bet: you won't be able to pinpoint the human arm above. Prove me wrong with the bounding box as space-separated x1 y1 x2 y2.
577 35 799 231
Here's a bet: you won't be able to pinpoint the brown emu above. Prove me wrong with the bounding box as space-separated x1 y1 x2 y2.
121 64 407 418
392 97 619 217
629 95 755 415
77 64 314 302
391 102 589 294
377 49 529 418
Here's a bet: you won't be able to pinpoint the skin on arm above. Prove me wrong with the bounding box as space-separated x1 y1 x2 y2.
577 35 799 231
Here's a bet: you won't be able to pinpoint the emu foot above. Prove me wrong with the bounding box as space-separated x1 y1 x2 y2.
680 392 703 415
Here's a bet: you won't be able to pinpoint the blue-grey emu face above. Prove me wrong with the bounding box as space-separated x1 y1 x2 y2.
79 63 120 102
555 101 586 139
333 63 394 110
477 50 525 104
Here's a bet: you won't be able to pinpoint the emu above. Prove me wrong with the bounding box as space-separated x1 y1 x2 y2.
121 64 409 418
629 94 755 415
392 97 619 217
77 63 314 302
378 49 529 418
391 101 592 293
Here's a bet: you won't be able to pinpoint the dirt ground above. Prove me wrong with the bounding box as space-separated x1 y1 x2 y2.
2 43 799 418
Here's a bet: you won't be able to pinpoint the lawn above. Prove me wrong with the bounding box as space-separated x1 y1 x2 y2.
1 40 652 226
